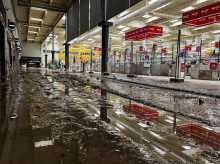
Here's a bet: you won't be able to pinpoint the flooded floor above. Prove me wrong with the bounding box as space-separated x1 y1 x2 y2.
0 68 219 164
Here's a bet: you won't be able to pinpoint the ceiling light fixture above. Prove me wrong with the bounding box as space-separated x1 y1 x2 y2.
146 16 159 23
212 30 220 34
122 27 130 31
181 7 195 12
193 26 208 31
142 14 151 18
170 21 182 27
118 25 126 28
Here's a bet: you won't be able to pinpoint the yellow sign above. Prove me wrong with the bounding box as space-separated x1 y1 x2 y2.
58 46 101 63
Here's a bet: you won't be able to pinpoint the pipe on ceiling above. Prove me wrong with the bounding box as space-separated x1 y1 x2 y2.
71 0 171 46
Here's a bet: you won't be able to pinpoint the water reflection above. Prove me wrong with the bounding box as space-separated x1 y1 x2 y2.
0 77 7 158
100 90 110 123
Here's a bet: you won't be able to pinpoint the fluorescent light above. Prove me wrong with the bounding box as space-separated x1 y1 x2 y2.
27 38 35 40
148 0 157 4
181 7 195 12
212 30 220 34
146 16 159 23
122 27 130 31
153 1 174 11
170 21 182 27
193 26 208 31
62 15 66 20
118 25 126 29
196 0 208 5
28 31 38 34
30 17 43 22
170 19 179 23
142 14 151 18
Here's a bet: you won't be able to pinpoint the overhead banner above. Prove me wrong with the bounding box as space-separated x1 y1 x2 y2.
196 38 202 52
182 2 220 27
125 25 163 41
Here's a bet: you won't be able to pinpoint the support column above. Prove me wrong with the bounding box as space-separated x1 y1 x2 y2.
89 45 93 73
64 42 70 70
45 39 48 68
45 55 48 68
170 29 184 82
51 30 55 65
98 21 113 75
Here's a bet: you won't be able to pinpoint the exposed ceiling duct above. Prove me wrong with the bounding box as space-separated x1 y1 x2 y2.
70 0 172 46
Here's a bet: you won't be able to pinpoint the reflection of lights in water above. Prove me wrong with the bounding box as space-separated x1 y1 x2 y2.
182 146 191 150
152 146 166 156
138 122 148 128
149 131 164 140
35 140 53 148
115 111 123 115
116 123 125 130
94 114 99 118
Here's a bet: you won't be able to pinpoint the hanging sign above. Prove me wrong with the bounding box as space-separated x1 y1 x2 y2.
125 25 163 41
186 40 192 51
210 62 217 70
153 44 157 50
119 52 122 58
8 22 16 30
139 46 144 52
181 63 185 72
144 50 148 56
215 35 220 48
196 46 201 52
162 43 167 55
14 38 19 43
182 2 220 27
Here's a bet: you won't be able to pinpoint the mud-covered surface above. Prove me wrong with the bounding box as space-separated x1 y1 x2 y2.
0 69 168 164
65 73 220 127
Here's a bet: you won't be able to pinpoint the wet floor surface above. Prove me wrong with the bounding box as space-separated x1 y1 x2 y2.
0 68 220 164
0 69 164 164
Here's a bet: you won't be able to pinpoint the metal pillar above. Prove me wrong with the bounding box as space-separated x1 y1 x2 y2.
45 55 48 68
183 42 187 78
90 45 93 72
131 41 134 74
45 39 48 68
98 21 113 74
51 30 55 65
175 30 181 79
218 39 220 79
199 39 202 63
65 42 70 70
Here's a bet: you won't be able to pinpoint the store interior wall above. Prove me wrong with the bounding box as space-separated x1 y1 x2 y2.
21 42 41 58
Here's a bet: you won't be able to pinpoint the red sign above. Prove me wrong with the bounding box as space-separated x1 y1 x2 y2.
210 62 217 70
196 46 201 52
125 25 163 41
186 44 192 51
162 48 167 55
153 44 157 50
139 46 144 52
215 42 219 48
182 2 220 27
144 50 148 56
94 47 111 52
125 48 128 54
181 63 185 72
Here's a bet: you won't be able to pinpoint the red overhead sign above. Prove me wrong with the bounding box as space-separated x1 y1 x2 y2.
125 25 163 41
182 2 220 27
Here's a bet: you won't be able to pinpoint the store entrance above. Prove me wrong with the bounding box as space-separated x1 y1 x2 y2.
0 22 5 76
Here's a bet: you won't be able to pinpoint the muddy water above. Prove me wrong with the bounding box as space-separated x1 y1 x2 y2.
0 69 167 164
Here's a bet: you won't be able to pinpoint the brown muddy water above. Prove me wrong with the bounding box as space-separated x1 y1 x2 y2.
0 69 165 164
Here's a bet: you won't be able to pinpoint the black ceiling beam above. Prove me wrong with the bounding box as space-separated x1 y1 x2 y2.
18 1 65 13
